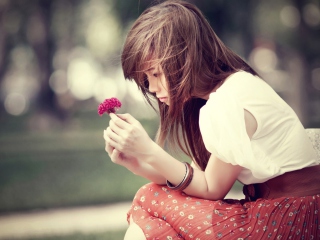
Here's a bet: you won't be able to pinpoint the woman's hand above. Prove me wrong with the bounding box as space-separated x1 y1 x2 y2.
105 113 158 160
103 129 140 170
103 125 167 184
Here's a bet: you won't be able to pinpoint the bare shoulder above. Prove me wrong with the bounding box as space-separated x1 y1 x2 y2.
244 109 257 139
191 160 201 170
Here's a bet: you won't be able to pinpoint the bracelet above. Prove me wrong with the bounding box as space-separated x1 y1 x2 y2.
181 163 194 190
166 162 188 190
166 162 194 191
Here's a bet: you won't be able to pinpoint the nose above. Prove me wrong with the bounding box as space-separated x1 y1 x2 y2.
148 79 159 93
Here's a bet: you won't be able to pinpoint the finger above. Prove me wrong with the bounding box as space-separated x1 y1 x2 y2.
105 141 113 155
104 132 114 155
104 129 121 150
116 113 138 125
103 129 108 140
110 113 137 127
109 113 129 129
104 127 121 143
111 149 122 164
112 149 120 158
104 131 113 148
109 119 126 135
105 138 120 153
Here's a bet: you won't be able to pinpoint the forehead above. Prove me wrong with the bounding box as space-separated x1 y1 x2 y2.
141 60 162 73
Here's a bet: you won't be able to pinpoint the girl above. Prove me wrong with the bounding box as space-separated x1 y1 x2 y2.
104 1 320 239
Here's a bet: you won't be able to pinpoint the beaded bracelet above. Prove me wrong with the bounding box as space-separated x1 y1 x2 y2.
166 162 194 191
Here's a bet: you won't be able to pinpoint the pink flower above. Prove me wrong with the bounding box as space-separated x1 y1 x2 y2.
98 97 122 116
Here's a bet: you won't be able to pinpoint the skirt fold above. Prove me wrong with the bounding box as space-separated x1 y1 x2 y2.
127 183 320 240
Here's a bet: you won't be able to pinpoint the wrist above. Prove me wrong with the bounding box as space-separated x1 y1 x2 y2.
141 141 161 164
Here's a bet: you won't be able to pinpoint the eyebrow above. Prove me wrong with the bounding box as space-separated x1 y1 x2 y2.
146 67 155 72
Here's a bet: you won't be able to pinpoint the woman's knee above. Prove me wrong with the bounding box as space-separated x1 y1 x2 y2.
124 215 146 240
132 182 164 202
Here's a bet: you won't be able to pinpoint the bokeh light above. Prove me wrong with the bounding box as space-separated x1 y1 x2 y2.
249 46 278 72
67 57 100 100
49 70 69 95
280 5 300 28
81 0 121 59
4 92 28 116
303 3 320 27
125 80 145 104
1 45 40 116
93 77 119 103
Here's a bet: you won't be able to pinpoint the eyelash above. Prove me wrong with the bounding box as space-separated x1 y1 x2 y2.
145 73 160 80
142 72 161 87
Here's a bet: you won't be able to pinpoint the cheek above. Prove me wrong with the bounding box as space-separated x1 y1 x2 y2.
161 77 169 92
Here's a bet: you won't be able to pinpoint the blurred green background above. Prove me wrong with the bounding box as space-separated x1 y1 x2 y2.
0 0 319 239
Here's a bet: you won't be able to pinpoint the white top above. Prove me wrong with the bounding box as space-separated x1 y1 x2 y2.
199 71 318 184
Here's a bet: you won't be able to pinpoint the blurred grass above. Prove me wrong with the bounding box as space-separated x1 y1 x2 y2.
0 109 242 214
6 230 126 240
0 110 155 213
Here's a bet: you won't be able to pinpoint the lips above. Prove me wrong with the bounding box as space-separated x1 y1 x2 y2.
158 97 167 102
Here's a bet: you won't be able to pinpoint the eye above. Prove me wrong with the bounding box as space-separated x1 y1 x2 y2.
153 73 159 78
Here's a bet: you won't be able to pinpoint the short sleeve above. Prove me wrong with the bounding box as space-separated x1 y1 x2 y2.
199 88 280 180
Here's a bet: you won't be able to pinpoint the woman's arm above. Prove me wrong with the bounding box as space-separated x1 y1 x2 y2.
141 143 242 200
143 110 256 199
107 109 256 200
106 113 235 199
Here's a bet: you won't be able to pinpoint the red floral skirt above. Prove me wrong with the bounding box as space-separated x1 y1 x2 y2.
127 182 320 240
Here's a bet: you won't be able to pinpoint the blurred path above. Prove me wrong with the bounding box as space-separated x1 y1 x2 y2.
0 202 131 240
0 191 244 240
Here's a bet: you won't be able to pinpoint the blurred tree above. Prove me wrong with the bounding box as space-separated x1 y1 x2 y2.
0 0 69 120
0 0 11 116
191 0 257 58
113 0 257 58
27 0 56 117
292 0 320 127
0 0 319 127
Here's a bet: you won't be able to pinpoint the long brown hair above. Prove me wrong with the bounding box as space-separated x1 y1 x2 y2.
121 0 257 170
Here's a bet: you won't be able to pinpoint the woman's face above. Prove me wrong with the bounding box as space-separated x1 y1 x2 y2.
144 64 170 105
